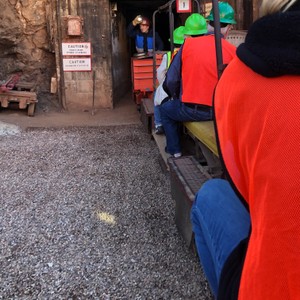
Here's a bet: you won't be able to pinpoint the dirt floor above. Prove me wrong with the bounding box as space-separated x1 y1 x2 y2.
0 93 140 129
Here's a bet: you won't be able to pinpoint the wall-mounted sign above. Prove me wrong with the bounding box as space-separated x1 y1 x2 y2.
63 58 92 71
176 0 192 13
62 42 91 56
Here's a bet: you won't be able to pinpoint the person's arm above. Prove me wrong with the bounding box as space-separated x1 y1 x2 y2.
163 46 183 98
156 53 168 84
126 22 137 38
126 16 142 38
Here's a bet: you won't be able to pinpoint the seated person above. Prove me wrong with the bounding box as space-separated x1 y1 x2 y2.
191 0 300 299
153 26 186 135
160 8 236 158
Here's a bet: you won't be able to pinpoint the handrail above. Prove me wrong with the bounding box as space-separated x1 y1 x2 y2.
152 0 175 91
152 0 202 91
211 0 223 79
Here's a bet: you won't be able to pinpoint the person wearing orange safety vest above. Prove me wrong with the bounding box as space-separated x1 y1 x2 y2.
153 26 185 135
191 0 300 299
160 9 236 157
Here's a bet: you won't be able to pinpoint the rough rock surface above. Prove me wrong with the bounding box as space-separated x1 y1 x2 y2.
0 0 55 97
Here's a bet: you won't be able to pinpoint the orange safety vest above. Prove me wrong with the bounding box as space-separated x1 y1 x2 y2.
214 56 300 299
181 35 236 106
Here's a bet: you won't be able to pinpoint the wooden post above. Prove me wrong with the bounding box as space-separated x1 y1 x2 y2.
56 0 67 110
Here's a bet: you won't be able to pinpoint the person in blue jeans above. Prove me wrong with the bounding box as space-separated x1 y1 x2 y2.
160 7 236 157
190 179 250 298
153 26 186 135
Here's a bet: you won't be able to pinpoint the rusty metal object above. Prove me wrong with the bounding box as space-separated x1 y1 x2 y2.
0 73 22 92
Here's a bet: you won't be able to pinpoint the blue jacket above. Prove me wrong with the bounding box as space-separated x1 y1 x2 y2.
162 46 183 99
126 22 164 53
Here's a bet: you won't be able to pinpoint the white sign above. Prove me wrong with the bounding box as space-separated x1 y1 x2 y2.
63 58 92 71
62 42 91 56
176 0 191 12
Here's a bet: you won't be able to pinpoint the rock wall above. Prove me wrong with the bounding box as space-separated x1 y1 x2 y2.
0 0 56 107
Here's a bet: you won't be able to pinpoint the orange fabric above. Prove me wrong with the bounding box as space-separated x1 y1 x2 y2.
214 56 300 299
181 35 236 106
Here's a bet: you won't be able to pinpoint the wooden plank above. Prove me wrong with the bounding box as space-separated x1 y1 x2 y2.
152 130 171 170
168 156 211 248
140 98 154 134
0 90 37 99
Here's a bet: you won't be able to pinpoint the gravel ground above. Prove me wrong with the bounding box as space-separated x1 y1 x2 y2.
0 123 212 300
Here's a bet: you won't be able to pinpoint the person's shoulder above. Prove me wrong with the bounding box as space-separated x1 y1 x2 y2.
222 38 237 51
148 28 155 35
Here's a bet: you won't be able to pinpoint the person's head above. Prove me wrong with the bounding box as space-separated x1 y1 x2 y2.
259 0 300 17
206 2 236 37
182 13 208 37
139 16 150 33
173 26 186 47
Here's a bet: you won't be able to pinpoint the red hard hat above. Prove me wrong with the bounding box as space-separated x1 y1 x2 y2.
141 16 150 26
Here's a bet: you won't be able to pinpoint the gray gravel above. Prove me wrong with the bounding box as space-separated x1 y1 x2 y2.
0 124 212 299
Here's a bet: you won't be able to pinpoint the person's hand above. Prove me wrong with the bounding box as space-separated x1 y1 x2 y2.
132 15 142 26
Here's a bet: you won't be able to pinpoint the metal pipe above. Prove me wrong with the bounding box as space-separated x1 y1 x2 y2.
152 10 158 91
157 0 174 11
169 1 175 53
91 70 95 115
212 0 223 79
152 0 175 91
194 0 200 13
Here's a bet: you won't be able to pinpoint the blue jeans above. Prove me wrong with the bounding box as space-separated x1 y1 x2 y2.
160 98 212 155
154 105 162 127
191 179 250 298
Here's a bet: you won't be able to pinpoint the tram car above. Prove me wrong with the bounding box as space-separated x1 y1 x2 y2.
131 52 164 107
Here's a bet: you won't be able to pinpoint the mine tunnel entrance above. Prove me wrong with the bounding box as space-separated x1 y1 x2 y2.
111 0 196 106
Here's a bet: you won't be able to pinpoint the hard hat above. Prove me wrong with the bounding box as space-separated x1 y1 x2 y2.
206 2 237 24
141 16 150 26
173 26 185 44
183 13 207 35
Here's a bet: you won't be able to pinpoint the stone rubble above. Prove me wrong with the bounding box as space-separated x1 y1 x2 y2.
0 124 212 299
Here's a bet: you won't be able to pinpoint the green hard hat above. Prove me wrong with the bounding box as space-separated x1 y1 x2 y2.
207 2 237 24
183 13 207 35
173 26 185 44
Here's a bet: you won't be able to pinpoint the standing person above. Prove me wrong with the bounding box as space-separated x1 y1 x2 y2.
191 0 300 299
153 26 186 135
126 15 164 54
160 8 236 158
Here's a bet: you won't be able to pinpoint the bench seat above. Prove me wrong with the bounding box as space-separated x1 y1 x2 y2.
168 156 211 248
140 98 154 134
183 121 219 157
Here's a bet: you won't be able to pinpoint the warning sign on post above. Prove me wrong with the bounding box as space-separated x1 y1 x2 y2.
63 58 92 71
62 42 91 56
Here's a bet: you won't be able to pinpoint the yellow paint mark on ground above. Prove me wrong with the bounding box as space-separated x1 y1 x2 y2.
96 211 116 225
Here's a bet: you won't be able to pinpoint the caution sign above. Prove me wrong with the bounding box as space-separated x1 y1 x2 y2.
63 58 92 71
62 43 91 56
